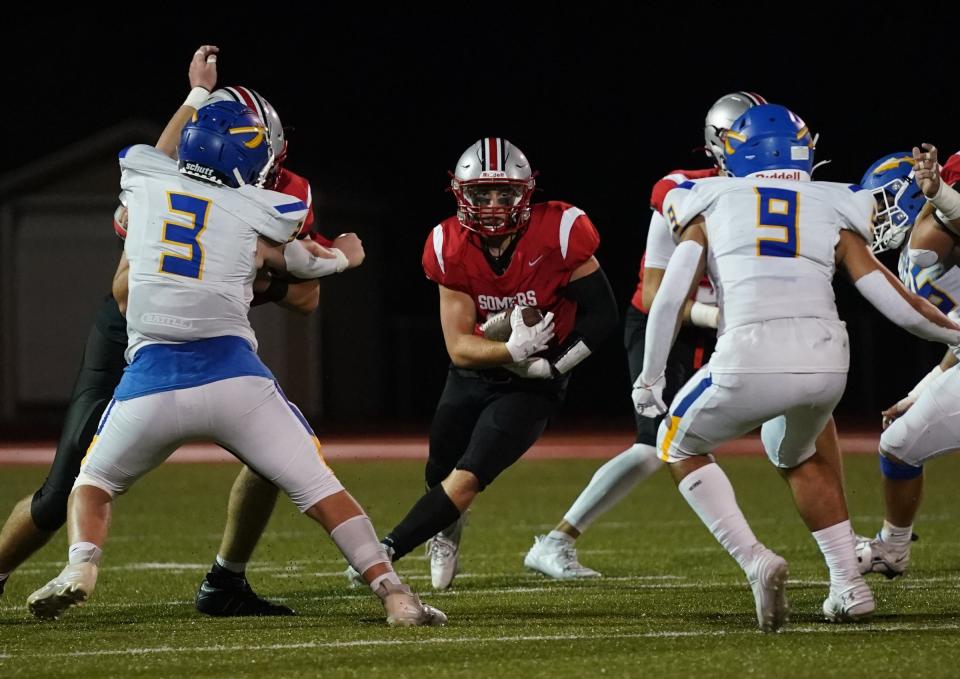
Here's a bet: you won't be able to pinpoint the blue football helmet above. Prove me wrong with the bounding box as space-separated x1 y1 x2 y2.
722 104 815 178
860 153 924 253
178 101 271 188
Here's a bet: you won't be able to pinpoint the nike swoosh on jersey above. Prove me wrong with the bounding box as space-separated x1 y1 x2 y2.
528 255 544 266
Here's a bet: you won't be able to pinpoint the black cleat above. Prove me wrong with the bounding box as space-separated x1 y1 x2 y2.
195 565 295 617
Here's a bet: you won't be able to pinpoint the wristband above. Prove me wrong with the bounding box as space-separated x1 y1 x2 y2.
184 86 210 110
690 301 719 329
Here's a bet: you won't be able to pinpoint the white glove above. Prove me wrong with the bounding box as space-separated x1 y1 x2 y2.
504 357 554 379
504 308 555 361
632 373 667 418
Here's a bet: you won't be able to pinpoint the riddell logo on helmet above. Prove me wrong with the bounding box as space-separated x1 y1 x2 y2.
753 170 804 180
184 163 215 177
479 171 507 179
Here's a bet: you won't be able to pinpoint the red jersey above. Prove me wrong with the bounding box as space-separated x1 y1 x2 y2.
422 201 600 348
942 150 960 188
631 167 720 311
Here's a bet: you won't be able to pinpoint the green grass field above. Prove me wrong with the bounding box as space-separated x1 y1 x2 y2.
2 454 960 677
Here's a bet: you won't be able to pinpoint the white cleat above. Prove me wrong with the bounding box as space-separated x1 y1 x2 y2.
427 534 460 590
855 533 910 579
377 581 447 627
524 535 601 580
27 562 98 621
823 579 875 622
746 547 790 633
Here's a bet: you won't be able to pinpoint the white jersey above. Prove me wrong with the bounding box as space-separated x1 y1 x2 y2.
663 176 875 373
119 145 306 361
645 183 715 304
898 248 960 314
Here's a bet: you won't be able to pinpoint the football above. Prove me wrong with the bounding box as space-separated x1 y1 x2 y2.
479 305 544 341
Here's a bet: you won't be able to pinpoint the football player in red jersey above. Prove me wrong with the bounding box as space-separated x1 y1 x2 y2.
0 49 361 617
347 138 618 590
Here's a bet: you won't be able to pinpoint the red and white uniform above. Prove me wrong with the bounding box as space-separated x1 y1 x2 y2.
631 168 719 311
422 201 600 349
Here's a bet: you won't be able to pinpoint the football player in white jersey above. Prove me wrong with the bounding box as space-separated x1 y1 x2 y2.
856 144 960 578
632 105 960 632
26 98 446 626
523 93 751 579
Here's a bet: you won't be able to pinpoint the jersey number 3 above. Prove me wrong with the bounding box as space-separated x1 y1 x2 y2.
754 187 798 258
160 192 209 279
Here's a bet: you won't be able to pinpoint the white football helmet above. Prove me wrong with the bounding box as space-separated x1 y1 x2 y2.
450 138 536 236
204 86 287 188
704 91 767 172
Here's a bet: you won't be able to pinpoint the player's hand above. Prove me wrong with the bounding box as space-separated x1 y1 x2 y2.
632 373 667 418
913 143 941 198
333 233 365 269
189 45 219 92
504 308 555 361
504 357 554 379
881 395 915 430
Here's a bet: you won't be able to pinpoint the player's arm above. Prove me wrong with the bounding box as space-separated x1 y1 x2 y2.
633 218 707 416
914 143 960 236
257 236 362 278
251 267 320 315
438 285 555 369
837 229 960 343
111 252 130 315
155 45 219 159
643 206 717 328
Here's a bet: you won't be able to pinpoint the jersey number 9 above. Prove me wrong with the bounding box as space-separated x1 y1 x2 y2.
754 187 798 258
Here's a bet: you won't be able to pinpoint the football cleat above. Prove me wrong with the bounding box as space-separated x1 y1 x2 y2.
195 566 294 616
524 535 601 579
27 562 98 620
855 533 911 579
823 579 876 622
746 547 790 633
377 581 447 627
427 516 466 590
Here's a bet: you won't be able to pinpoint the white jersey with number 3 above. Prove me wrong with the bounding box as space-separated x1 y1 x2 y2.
119 145 306 361
663 176 875 373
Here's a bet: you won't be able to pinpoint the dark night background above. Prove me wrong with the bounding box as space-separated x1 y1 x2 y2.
1 8 956 435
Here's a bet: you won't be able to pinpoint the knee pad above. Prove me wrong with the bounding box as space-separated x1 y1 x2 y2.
879 452 923 480
30 487 70 532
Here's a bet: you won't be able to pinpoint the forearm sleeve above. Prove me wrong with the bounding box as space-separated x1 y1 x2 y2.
552 268 619 375
854 269 960 345
640 241 703 384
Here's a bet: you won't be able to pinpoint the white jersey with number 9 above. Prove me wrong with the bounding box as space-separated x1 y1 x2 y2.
662 176 875 374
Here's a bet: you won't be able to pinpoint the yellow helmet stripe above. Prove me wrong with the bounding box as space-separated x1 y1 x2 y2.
229 126 266 149
873 156 915 175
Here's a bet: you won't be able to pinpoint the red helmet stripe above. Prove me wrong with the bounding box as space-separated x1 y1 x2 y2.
488 137 499 171
225 86 267 125
740 91 767 105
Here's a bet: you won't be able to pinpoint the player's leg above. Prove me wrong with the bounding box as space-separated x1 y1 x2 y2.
858 365 960 578
760 372 873 622
0 302 126 595
526 307 669 578
662 369 790 632
814 416 844 488
212 376 445 625
385 374 566 589
28 391 182 620
195 465 289 616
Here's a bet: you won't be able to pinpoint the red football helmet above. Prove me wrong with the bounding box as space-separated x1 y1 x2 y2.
450 138 536 236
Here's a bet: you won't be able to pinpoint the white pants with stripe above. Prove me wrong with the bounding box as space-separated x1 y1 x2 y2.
75 376 343 511
656 367 846 469
880 363 960 466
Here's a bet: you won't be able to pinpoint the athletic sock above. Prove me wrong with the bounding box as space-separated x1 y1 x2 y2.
677 463 759 572
215 554 247 575
384 484 461 560
68 541 102 567
812 520 860 591
563 443 663 533
546 530 574 544
880 519 913 547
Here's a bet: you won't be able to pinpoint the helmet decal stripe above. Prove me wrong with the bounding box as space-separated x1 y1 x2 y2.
739 91 767 105
488 137 499 171
479 138 487 170
226 86 267 126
